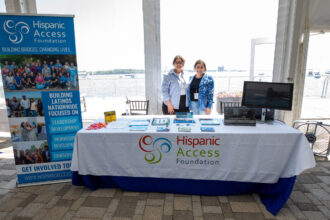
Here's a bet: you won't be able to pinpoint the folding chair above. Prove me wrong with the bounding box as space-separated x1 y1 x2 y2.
129 100 149 115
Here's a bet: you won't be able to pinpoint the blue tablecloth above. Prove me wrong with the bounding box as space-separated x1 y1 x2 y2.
72 171 296 216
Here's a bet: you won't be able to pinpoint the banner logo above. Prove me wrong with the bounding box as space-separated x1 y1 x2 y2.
139 135 172 164
3 20 30 44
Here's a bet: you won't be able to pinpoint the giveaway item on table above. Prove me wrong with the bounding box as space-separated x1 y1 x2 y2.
175 112 193 118
199 118 221 126
129 126 148 131
156 126 170 132
178 126 192 132
87 122 107 130
129 119 150 127
200 127 215 132
173 118 196 124
152 118 170 126
104 111 116 123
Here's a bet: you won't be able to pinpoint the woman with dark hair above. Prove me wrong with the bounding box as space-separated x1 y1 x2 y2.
25 149 35 164
187 59 214 115
37 99 43 116
19 150 26 164
29 99 37 117
14 72 23 90
19 122 27 141
25 121 37 141
6 72 15 90
35 73 45 89
161 55 189 114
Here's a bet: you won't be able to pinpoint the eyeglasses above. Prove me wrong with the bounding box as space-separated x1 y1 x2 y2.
174 61 183 65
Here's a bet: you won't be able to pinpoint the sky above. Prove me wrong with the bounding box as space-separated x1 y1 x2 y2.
0 0 329 72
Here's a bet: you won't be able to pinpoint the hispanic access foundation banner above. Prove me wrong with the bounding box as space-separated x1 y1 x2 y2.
0 14 82 186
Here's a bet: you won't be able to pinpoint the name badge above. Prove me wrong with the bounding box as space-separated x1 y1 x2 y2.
194 93 199 99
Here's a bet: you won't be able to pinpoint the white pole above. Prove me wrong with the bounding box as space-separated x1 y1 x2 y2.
143 0 162 114
273 0 310 125
5 0 22 13
21 0 37 14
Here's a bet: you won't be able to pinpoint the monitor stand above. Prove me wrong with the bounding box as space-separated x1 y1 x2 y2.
261 108 266 123
259 108 274 124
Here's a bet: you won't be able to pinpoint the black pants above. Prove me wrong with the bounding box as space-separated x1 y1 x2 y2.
162 95 189 115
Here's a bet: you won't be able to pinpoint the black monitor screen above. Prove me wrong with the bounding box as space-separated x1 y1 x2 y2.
241 81 294 110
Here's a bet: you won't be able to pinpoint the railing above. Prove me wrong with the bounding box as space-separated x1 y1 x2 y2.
0 73 329 112
321 75 330 98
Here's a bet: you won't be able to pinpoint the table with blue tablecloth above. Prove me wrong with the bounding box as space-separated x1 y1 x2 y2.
71 116 315 215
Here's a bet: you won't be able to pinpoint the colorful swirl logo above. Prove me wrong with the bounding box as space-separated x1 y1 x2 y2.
3 20 30 44
139 135 172 164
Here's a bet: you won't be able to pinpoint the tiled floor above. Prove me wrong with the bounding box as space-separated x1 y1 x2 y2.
0 137 329 220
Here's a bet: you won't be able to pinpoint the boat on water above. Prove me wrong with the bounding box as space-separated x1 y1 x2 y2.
314 72 321 79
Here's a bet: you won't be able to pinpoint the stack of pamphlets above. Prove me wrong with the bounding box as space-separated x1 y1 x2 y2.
200 127 215 132
199 118 221 126
173 118 196 124
175 112 193 118
152 118 170 126
129 126 148 131
129 119 150 127
156 126 170 132
178 126 192 132
129 119 150 131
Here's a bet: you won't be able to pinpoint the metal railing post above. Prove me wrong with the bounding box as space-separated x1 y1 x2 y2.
321 76 329 98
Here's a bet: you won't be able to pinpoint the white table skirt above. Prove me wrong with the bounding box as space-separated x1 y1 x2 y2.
71 116 315 184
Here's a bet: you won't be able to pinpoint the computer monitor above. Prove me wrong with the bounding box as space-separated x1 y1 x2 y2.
241 81 294 121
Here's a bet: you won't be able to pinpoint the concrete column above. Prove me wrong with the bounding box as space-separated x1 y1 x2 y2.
143 0 162 114
5 0 22 13
21 0 37 14
273 0 310 125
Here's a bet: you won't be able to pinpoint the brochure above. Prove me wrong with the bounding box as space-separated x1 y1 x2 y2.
199 118 221 126
129 119 150 127
129 126 148 131
175 112 193 118
178 126 192 132
156 126 170 132
200 127 215 132
173 118 196 124
106 119 128 129
152 118 170 126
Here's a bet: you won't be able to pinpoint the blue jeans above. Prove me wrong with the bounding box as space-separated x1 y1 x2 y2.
191 101 205 115
30 110 36 116
23 109 29 117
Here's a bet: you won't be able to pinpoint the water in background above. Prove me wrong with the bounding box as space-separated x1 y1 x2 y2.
0 71 330 121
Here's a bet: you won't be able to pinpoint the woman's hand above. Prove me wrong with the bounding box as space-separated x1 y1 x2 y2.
168 104 175 114
205 108 211 115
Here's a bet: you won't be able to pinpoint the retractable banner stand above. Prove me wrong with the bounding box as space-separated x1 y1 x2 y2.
0 14 82 186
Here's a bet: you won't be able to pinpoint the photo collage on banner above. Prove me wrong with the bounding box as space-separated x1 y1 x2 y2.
0 14 82 185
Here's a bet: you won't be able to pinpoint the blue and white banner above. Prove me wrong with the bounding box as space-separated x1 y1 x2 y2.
0 14 82 185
